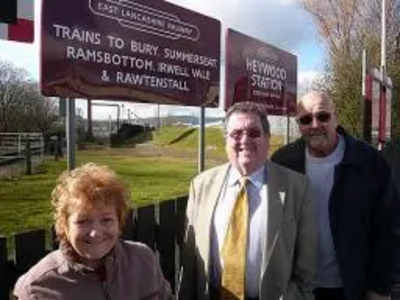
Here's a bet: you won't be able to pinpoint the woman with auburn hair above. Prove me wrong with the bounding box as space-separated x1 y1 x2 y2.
13 163 173 300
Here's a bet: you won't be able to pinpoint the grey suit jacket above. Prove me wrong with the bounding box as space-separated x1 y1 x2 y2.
178 161 316 300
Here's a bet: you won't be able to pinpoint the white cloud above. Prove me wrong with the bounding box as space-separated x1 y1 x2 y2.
298 70 323 96
299 70 320 86
169 0 317 53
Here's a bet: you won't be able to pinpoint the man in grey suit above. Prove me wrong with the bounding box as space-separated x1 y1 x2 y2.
178 102 316 300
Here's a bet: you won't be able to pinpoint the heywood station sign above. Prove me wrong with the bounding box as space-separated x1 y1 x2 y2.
225 29 297 116
41 0 297 114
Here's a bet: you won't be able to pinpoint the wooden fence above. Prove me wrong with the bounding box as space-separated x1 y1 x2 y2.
0 196 188 300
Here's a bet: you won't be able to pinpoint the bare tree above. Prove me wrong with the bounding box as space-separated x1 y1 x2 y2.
20 82 58 133
0 61 29 132
0 61 58 133
301 0 400 136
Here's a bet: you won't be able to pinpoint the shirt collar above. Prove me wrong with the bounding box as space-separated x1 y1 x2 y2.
228 164 265 190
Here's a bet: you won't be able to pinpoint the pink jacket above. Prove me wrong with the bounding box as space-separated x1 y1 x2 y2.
14 240 173 300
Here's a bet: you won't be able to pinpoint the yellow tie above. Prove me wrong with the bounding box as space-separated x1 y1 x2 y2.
221 177 249 300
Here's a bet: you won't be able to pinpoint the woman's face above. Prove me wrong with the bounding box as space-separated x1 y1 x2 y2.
66 202 119 268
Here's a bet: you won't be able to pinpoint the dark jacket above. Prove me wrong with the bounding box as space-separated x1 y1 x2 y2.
271 126 400 300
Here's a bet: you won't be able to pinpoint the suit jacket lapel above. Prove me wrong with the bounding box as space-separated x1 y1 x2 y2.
262 162 284 273
197 164 230 278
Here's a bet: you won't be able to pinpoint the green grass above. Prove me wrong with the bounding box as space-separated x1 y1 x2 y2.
0 150 200 254
153 125 283 157
76 150 198 205
152 125 193 145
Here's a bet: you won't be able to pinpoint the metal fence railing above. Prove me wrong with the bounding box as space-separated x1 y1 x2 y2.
0 132 44 177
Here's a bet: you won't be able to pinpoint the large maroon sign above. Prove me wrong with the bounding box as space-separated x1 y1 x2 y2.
225 29 297 116
41 0 221 107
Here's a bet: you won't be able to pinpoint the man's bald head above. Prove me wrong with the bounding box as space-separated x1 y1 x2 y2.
297 91 336 116
295 90 339 157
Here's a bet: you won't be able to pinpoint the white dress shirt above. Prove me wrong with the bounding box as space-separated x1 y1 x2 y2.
210 165 268 297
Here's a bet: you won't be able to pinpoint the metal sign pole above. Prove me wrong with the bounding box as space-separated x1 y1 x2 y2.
362 49 372 144
378 0 387 150
66 97 76 170
198 105 205 173
285 115 290 144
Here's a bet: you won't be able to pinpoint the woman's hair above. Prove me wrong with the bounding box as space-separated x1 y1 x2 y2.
52 163 130 241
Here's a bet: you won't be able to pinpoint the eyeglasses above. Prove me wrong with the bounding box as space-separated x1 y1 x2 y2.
297 111 331 126
226 128 264 140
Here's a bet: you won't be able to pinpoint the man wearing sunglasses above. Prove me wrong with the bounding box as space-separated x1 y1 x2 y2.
178 101 316 300
271 90 400 300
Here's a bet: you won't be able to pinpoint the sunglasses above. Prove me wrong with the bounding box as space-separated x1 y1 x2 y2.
227 128 264 140
297 111 331 126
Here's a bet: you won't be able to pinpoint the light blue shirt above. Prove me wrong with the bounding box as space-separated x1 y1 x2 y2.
211 165 268 297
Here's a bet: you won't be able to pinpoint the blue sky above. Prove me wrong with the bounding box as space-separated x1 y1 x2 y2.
0 0 325 120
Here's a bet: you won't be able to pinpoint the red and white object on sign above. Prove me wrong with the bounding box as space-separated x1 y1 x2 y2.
0 0 34 43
